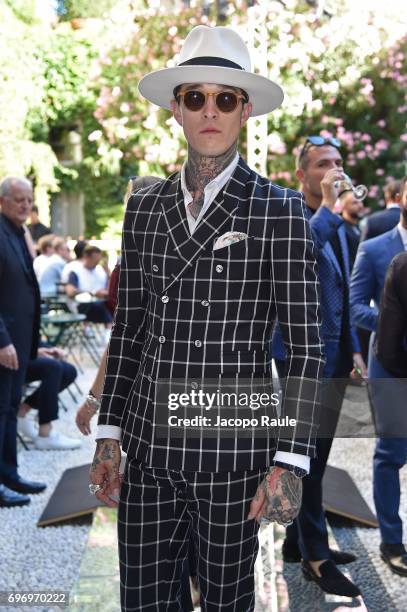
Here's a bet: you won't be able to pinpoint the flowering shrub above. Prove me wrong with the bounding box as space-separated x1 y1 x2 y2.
91 1 406 223
1 1 406 236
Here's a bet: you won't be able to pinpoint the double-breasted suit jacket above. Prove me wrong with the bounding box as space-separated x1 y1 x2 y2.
99 157 325 472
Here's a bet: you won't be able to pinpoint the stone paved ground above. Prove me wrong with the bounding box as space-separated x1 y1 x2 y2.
1 349 406 611
71 384 407 612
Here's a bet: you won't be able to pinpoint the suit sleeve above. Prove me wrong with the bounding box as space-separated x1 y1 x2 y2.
271 194 325 458
308 205 343 250
350 242 378 331
376 257 407 377
98 196 149 430
0 243 12 349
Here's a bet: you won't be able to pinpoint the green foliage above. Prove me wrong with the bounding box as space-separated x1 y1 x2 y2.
91 2 407 208
58 0 119 20
1 0 406 237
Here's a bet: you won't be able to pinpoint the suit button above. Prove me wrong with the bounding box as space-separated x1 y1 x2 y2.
194 340 202 348
161 295 169 303
191 381 199 390
201 299 210 307
215 265 223 273
152 265 159 272
159 335 166 344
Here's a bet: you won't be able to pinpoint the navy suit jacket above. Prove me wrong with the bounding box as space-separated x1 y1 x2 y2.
350 226 404 332
360 206 400 242
0 214 40 361
272 205 359 377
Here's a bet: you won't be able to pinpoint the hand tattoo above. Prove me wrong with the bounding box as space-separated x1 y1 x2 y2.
90 439 120 480
261 467 302 526
185 142 238 220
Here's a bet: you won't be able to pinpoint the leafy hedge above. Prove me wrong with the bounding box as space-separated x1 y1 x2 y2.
0 1 406 236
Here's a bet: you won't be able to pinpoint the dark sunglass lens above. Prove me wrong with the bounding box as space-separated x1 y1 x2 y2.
184 90 206 111
216 92 238 113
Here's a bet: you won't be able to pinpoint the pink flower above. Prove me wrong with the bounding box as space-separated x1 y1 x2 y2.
400 134 407 142
360 78 374 96
368 185 379 198
361 134 371 142
375 139 389 152
376 168 385 176
356 150 366 159
377 119 386 128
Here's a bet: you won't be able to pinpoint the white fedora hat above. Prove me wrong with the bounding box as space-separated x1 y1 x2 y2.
138 25 284 117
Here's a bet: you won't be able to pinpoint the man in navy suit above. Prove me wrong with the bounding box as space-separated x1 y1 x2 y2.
350 175 407 576
273 136 366 597
360 179 400 241
0 177 46 507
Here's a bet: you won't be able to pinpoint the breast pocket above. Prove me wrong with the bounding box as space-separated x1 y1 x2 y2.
212 236 255 258
212 236 264 281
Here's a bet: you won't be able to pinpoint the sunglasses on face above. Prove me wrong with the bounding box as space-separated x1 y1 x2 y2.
299 135 341 160
176 89 249 113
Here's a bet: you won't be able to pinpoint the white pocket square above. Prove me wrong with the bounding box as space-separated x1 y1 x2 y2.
213 232 248 251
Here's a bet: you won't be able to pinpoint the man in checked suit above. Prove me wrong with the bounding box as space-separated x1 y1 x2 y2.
90 26 325 611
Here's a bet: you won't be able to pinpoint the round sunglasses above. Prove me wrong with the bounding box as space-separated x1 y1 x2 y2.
176 89 249 113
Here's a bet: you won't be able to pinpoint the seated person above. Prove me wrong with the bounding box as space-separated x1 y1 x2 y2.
61 239 88 284
39 237 71 295
33 234 55 281
65 245 112 324
17 345 82 450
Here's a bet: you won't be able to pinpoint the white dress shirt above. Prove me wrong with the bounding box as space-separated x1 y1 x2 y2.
97 154 310 473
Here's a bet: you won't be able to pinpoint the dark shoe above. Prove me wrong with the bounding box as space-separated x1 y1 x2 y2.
301 560 361 597
3 476 46 495
0 484 30 507
380 543 407 577
282 540 357 564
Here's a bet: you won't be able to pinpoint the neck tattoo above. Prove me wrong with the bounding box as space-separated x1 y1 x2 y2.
185 143 237 220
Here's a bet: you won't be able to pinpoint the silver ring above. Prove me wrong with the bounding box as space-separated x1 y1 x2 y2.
89 483 102 495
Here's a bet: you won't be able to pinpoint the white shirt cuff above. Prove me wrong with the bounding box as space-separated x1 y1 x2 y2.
96 425 122 441
273 451 310 473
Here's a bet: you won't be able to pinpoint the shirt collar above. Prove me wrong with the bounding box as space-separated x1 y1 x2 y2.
387 203 400 209
397 222 407 249
180 153 239 203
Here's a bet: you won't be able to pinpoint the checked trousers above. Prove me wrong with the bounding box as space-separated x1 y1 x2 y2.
118 458 267 612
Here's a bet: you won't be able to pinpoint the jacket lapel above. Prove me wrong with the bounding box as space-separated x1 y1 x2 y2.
325 240 342 279
338 223 350 280
161 157 249 292
388 226 404 256
0 216 32 280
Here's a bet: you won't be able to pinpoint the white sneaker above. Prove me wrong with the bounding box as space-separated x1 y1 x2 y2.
34 431 82 450
17 415 38 440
